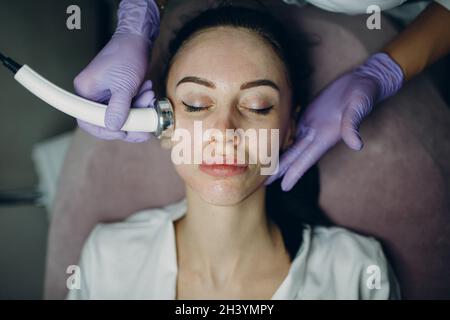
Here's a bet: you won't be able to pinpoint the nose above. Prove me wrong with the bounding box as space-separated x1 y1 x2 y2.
204 108 241 152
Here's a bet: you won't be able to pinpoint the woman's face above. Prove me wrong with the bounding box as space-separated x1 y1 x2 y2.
166 27 295 205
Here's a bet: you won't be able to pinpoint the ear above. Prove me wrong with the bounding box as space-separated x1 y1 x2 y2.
281 105 300 151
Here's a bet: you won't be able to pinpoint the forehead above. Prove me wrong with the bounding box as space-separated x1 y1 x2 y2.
167 27 288 88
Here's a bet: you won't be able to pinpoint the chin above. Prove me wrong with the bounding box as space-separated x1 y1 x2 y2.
197 180 251 206
175 164 263 206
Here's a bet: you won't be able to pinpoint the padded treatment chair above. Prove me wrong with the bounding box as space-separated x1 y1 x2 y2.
44 1 450 299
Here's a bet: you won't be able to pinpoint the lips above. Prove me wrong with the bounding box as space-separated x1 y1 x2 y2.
199 162 248 177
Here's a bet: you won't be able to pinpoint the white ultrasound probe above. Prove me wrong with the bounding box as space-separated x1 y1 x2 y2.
0 51 174 138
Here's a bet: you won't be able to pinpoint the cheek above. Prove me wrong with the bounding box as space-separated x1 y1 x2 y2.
172 116 203 161
173 164 195 187
253 110 290 155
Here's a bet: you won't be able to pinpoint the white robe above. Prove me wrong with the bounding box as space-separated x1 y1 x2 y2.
67 199 400 300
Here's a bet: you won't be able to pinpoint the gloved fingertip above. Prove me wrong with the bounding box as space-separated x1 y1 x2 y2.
106 92 134 130
353 137 364 151
281 179 295 192
347 140 363 151
343 130 364 151
105 114 125 131
356 140 364 151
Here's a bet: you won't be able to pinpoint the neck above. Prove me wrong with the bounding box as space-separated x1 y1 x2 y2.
175 185 282 284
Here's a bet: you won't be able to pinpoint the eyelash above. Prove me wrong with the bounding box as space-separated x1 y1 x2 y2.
182 101 211 112
182 101 274 115
248 106 274 115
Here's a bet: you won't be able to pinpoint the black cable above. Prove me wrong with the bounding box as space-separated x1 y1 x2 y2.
0 51 22 74
0 188 43 206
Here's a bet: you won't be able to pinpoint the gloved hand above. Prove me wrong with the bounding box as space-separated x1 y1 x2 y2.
77 80 156 142
267 52 404 191
74 0 160 142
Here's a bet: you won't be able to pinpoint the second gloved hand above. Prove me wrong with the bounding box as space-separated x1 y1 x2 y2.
266 52 404 191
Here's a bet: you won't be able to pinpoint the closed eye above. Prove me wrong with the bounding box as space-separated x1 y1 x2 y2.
245 106 274 115
182 101 211 112
182 101 273 115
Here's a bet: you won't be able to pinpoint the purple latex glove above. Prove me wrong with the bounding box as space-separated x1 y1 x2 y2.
266 52 404 191
74 0 160 143
77 80 156 142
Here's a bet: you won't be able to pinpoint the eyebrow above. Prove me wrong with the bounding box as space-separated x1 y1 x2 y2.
176 76 215 88
240 79 279 91
176 76 279 91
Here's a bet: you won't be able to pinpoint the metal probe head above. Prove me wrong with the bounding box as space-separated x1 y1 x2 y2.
154 98 175 139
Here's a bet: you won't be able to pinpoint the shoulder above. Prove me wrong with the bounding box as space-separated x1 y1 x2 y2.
298 225 400 299
93 198 185 239
84 199 186 256
66 199 186 299
309 225 383 262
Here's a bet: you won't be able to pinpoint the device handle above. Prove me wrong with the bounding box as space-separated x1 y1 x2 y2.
14 65 158 132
